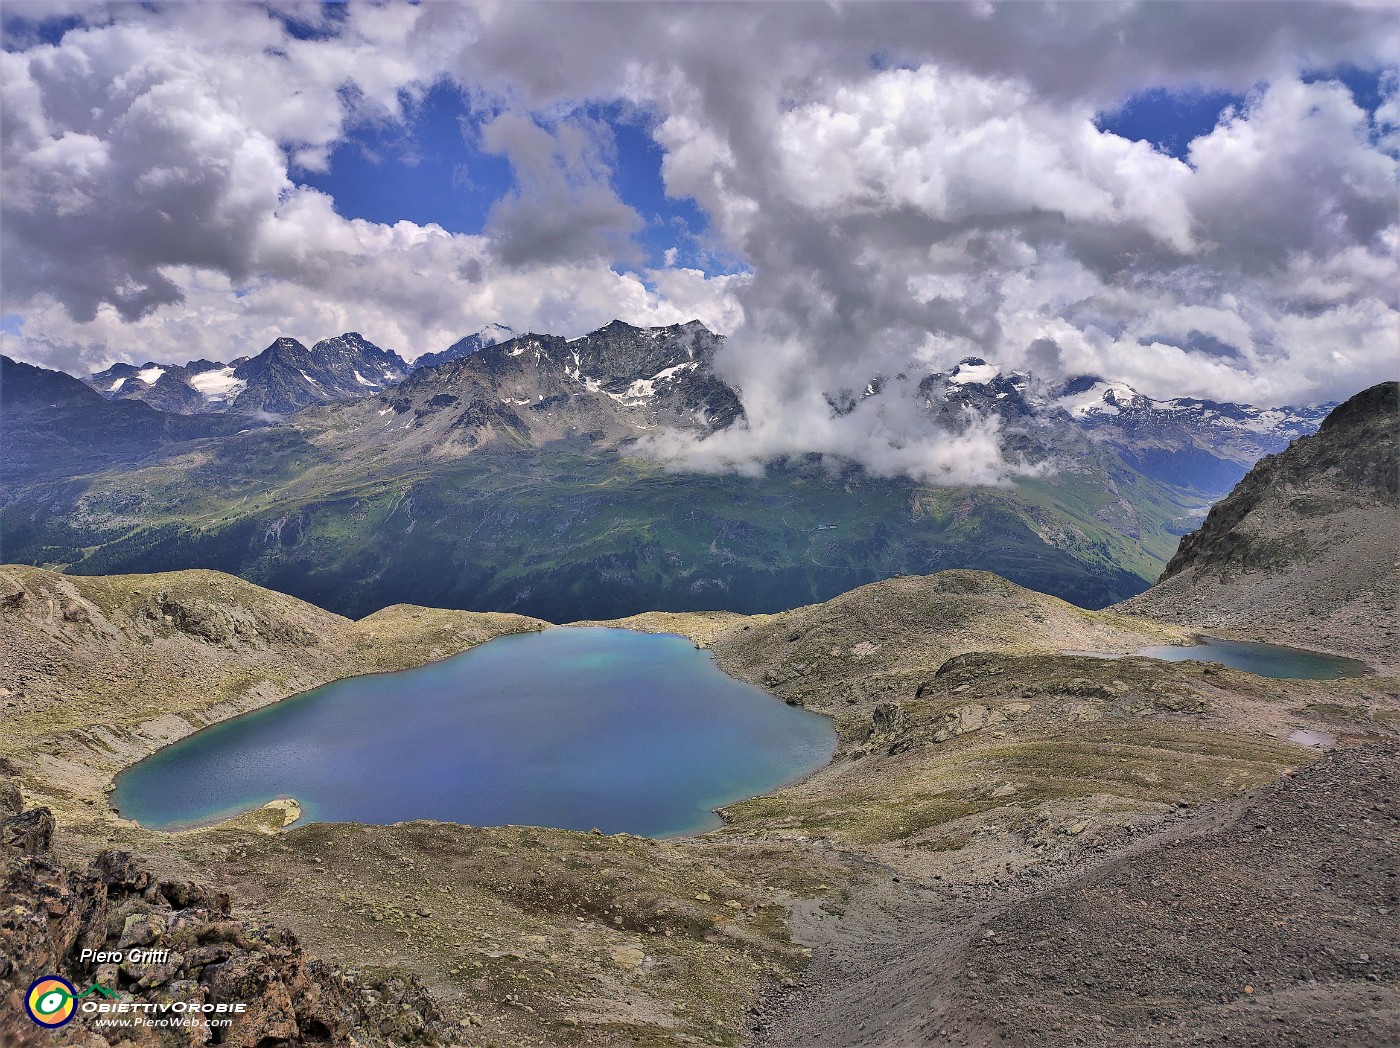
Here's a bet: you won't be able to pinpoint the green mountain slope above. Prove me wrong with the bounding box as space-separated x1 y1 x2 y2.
2 323 1219 618
4 436 1202 619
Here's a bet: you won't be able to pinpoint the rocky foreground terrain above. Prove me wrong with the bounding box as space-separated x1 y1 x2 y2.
753 742 1398 1048
2 553 1397 1045
1 783 443 1048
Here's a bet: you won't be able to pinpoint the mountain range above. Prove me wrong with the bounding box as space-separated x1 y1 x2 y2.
87 331 411 415
82 325 526 417
0 319 1335 619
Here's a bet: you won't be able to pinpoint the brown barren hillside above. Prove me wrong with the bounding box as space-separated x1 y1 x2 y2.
1120 381 1399 671
0 564 545 814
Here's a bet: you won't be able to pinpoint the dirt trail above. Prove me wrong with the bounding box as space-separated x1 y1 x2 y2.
753 743 1399 1047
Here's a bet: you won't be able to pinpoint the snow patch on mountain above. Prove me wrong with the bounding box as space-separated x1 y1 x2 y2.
1056 379 1140 417
948 358 1000 386
188 366 245 400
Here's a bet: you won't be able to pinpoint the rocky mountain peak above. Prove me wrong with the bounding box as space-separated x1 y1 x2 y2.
565 319 723 389
1317 380 1397 436
370 318 740 453
225 332 408 414
413 324 521 370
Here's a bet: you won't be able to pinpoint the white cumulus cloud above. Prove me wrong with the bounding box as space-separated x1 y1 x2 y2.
1 1 1395 484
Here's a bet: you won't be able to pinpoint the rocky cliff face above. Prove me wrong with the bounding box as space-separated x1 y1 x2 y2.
1120 382 1399 669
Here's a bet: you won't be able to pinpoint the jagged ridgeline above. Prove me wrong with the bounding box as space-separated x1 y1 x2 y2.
1 321 1328 620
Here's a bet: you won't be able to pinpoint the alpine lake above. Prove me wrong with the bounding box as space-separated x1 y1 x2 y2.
111 627 837 838
1084 637 1372 680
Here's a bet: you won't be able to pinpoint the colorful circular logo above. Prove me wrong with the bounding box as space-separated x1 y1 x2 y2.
25 975 77 1028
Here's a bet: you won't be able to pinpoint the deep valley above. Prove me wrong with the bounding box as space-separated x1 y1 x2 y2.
1 320 1327 620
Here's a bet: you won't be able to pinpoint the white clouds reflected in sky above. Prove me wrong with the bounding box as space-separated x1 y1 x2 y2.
2 1 1396 478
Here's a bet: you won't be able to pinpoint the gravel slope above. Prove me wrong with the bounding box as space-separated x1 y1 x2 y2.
752 743 1399 1047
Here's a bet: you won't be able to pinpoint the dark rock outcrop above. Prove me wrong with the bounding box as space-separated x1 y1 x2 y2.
0 784 444 1046
0 808 54 854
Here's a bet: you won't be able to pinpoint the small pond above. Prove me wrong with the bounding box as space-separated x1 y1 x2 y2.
111 627 836 837
1082 637 1370 680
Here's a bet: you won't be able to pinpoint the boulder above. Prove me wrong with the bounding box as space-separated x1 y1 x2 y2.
160 879 230 914
119 911 168 949
0 808 54 853
0 782 23 817
204 956 300 1048
92 850 153 892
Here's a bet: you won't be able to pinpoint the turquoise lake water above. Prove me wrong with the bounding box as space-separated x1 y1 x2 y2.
1126 638 1370 679
110 628 837 837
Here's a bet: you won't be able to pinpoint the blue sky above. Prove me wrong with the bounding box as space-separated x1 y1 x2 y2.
1097 87 1248 159
299 83 513 236
1098 66 1389 159
3 1 1394 416
298 87 734 276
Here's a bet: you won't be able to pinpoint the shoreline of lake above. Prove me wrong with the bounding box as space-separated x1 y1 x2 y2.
110 627 839 839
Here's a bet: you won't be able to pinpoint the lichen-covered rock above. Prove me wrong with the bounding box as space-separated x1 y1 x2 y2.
92 849 153 893
203 955 301 1047
869 702 906 738
118 911 167 948
0 855 108 984
0 807 54 853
